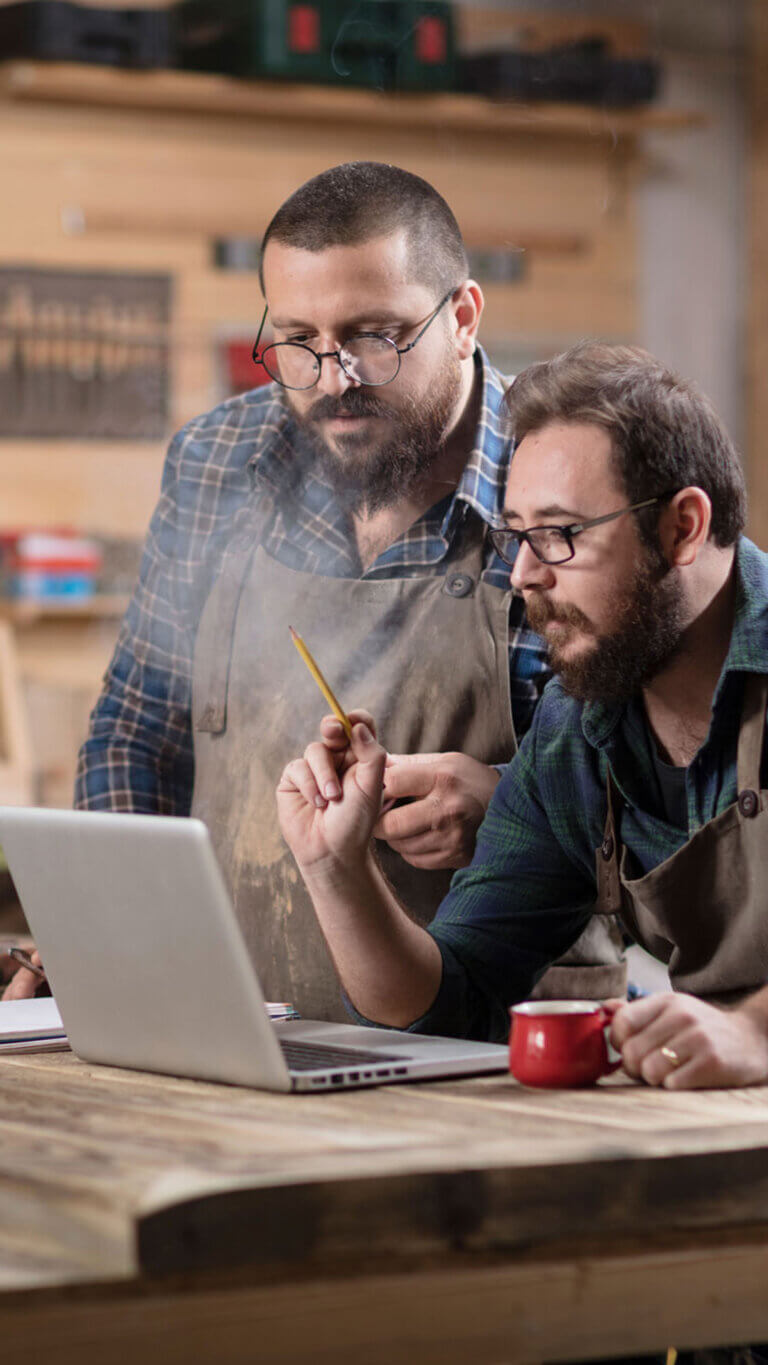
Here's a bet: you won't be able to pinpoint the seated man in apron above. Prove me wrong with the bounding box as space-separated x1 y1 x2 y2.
63 162 623 1022
278 339 768 1089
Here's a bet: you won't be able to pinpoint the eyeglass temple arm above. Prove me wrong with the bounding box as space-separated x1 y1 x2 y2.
251 303 269 364
396 286 458 358
567 496 661 536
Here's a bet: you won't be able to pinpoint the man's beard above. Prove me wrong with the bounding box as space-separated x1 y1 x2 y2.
287 350 463 516
526 553 686 704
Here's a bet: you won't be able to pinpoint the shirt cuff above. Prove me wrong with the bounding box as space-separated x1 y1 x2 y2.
342 936 508 1042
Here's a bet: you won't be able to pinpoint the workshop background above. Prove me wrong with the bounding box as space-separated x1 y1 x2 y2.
0 0 762 812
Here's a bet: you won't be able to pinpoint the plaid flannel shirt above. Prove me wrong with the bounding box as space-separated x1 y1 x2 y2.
75 347 550 812
416 537 768 1043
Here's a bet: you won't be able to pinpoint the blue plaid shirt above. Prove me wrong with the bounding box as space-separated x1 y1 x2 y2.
75 347 549 813
417 537 768 1043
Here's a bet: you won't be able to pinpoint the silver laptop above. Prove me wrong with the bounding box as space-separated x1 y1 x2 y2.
0 807 507 1091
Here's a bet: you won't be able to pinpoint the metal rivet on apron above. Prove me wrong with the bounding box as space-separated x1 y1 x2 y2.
444 573 475 598
738 788 760 818
600 835 614 861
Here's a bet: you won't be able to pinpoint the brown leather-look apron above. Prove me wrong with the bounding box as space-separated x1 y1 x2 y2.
191 501 625 1021
595 674 768 1003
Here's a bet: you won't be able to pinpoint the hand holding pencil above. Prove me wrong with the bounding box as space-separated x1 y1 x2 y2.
289 627 352 740
289 624 383 795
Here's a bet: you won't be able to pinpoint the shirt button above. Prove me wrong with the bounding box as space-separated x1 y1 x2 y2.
738 788 760 818
444 573 474 598
601 835 614 861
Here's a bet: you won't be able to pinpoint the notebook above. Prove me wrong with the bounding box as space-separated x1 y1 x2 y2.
0 997 68 1053
0 807 508 1091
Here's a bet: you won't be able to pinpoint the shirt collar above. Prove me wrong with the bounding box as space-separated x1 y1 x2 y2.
440 345 513 539
581 535 768 751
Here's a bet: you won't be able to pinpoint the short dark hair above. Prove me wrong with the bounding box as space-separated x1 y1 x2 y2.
505 340 746 548
259 161 468 294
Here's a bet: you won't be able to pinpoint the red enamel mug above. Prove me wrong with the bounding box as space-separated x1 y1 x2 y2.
509 1000 622 1088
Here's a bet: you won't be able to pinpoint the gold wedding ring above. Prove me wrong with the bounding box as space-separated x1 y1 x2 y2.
660 1045 681 1067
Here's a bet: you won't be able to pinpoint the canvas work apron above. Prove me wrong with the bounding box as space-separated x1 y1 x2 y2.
595 674 768 1003
191 502 625 1021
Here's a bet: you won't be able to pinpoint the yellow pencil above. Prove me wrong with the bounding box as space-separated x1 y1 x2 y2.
289 626 353 740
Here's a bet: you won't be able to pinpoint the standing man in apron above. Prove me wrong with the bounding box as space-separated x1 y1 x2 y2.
70 163 623 1022
278 339 768 1089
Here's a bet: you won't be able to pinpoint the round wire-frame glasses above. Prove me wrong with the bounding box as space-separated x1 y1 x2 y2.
489 496 668 567
251 286 457 390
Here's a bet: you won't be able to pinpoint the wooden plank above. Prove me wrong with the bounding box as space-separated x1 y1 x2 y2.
0 1055 767 1292
0 62 704 139
0 1234 767 1365
0 443 164 538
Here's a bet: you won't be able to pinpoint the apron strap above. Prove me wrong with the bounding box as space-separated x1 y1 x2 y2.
594 770 624 916
736 672 768 796
440 506 490 599
195 493 276 735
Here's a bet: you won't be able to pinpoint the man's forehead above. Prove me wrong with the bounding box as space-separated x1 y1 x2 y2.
504 420 619 514
262 231 417 298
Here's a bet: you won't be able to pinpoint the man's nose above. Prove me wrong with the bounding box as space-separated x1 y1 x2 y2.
509 538 557 593
315 351 360 398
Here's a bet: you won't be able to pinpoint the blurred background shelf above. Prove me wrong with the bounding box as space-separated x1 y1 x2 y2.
0 596 130 626
0 60 704 139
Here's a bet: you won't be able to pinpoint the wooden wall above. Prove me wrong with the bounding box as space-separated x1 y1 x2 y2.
0 6 658 803
0 80 639 538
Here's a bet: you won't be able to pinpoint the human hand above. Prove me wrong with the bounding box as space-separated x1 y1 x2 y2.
277 713 387 878
1 947 46 1001
372 752 501 870
609 991 768 1089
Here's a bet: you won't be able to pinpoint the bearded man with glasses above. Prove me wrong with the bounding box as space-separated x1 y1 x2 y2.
64 162 622 1024
279 341 768 1098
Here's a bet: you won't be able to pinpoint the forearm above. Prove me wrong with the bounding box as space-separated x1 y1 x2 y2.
303 850 443 1028
74 655 194 815
74 730 193 814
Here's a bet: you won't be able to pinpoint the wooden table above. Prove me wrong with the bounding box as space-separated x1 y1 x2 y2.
1 1052 768 1364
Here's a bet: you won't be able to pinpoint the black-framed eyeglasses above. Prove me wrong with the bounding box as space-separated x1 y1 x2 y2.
251 286 457 390
489 496 669 567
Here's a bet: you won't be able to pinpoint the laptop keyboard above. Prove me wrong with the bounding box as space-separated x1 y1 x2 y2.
279 1040 405 1072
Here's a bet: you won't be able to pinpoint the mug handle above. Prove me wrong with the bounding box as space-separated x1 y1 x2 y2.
598 1006 622 1072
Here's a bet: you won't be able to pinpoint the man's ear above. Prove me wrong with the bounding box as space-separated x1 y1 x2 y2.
659 487 712 566
452 280 483 360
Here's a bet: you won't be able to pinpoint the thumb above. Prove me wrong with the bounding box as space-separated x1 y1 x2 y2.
351 723 387 804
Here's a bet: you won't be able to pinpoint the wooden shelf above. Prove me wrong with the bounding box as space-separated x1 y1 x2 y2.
0 596 130 627
0 61 705 141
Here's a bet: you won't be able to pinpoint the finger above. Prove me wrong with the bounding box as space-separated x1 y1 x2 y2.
320 709 377 748
374 798 435 843
303 740 343 801
618 1012 687 1079
391 848 458 871
2 966 41 1001
610 993 675 1048
380 829 446 857
378 763 435 802
277 758 328 809
385 752 442 768
350 723 387 805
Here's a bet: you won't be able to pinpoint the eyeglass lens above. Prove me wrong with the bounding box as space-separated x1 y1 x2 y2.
492 527 573 566
263 335 400 390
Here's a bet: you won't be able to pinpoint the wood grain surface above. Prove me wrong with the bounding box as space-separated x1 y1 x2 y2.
0 1051 767 1292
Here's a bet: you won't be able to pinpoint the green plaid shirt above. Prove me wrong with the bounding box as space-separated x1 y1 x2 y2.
419 537 768 1042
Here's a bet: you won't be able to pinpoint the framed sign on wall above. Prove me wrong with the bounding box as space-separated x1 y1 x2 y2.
0 268 172 440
